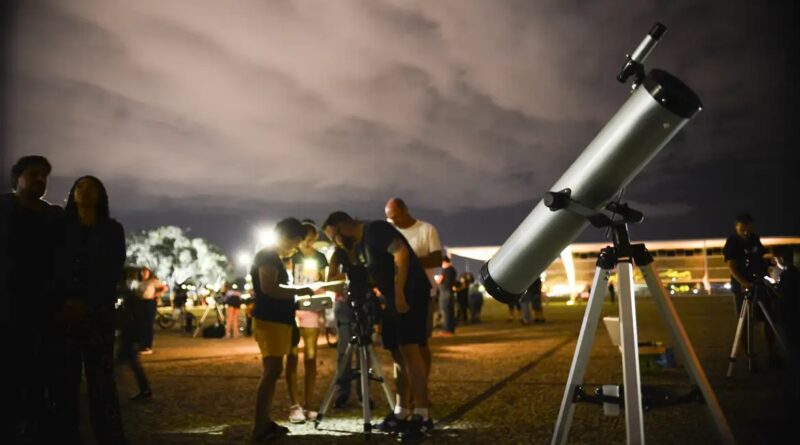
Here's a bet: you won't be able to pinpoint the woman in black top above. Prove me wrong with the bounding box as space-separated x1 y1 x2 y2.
52 176 127 445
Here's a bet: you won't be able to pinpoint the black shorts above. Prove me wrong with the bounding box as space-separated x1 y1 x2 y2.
381 296 428 350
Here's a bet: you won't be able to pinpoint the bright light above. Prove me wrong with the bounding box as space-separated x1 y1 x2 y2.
232 284 239 290
303 258 319 271
723 282 732 290
256 227 277 249
237 251 251 267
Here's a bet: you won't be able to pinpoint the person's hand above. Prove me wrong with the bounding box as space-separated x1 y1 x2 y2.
300 287 314 297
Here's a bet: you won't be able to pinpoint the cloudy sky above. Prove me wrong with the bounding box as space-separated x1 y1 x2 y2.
2 0 798 257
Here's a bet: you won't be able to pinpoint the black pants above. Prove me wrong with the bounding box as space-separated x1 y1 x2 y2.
456 292 469 322
139 299 157 349
7 319 50 444
52 306 126 445
118 303 151 395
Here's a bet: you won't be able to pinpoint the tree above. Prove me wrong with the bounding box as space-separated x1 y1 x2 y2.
126 226 231 288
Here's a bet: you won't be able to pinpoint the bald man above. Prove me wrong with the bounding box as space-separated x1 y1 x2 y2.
385 198 442 379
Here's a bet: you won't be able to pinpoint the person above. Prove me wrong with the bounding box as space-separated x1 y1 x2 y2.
285 221 328 423
453 272 472 323
776 247 799 353
222 282 242 338
385 198 442 381
1 155 62 443
506 299 521 322
116 268 152 402
521 278 545 324
435 256 457 335
723 212 777 370
468 280 484 323
136 267 166 354
51 175 127 445
323 211 433 442
250 218 314 443
608 282 616 303
328 245 359 408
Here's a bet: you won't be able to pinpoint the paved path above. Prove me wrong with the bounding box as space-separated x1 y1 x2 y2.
95 297 798 444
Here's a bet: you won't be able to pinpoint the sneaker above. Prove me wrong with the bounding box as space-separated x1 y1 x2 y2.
377 412 404 434
304 409 318 422
250 421 289 443
288 404 306 424
398 414 433 442
129 390 152 402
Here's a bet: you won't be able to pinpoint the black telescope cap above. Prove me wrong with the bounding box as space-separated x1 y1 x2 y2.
480 262 523 304
644 69 703 119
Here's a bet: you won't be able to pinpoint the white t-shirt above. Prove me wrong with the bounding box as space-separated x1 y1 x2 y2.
395 219 442 296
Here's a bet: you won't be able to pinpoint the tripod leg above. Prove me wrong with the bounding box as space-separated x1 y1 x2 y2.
616 261 645 445
359 346 372 433
316 342 354 426
551 266 610 445
640 262 736 445
368 344 396 412
192 306 212 338
727 299 749 377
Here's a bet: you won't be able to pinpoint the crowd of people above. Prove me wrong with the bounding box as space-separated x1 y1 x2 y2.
2 154 797 445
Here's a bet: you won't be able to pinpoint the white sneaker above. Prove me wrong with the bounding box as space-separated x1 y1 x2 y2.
289 404 306 424
304 409 318 421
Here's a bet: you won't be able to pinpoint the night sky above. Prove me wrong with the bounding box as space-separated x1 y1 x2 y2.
2 0 798 258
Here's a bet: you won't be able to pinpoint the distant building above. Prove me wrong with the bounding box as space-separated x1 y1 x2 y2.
448 237 800 297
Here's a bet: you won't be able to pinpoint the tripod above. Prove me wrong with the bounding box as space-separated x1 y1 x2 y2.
727 277 789 376
544 193 735 445
315 300 394 434
192 297 225 338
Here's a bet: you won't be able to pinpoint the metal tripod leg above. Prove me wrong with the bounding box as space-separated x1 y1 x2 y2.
359 345 372 432
551 266 611 445
641 262 736 445
316 342 354 425
368 344 396 412
192 305 213 338
727 299 749 377
617 261 645 445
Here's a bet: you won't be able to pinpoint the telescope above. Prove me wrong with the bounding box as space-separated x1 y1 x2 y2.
480 23 702 303
479 24 737 445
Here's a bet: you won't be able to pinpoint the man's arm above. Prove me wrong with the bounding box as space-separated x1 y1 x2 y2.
726 260 752 288
388 238 410 313
418 250 443 269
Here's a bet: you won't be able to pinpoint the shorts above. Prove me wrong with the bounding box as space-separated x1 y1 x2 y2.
381 296 428 350
296 309 320 328
253 319 293 358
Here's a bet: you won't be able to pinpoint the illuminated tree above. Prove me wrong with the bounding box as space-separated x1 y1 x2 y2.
126 225 231 288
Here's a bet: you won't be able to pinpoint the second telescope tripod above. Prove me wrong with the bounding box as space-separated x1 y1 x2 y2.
727 277 789 376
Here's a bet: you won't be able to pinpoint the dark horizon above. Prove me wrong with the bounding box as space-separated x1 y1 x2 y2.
3 1 799 260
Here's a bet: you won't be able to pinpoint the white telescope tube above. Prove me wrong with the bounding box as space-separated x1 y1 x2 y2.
481 69 702 303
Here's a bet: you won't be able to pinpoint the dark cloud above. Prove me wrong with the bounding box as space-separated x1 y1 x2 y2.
3 0 798 257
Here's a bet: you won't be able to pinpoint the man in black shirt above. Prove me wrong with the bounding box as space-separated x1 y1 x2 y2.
722 212 776 368
1 155 62 443
323 211 433 442
723 213 769 313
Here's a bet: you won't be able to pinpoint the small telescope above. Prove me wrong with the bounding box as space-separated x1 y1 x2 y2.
480 23 702 303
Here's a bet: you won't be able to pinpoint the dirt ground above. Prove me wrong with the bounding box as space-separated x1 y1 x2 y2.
77 296 797 444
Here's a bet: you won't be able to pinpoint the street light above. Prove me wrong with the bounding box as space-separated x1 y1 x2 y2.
255 227 277 250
